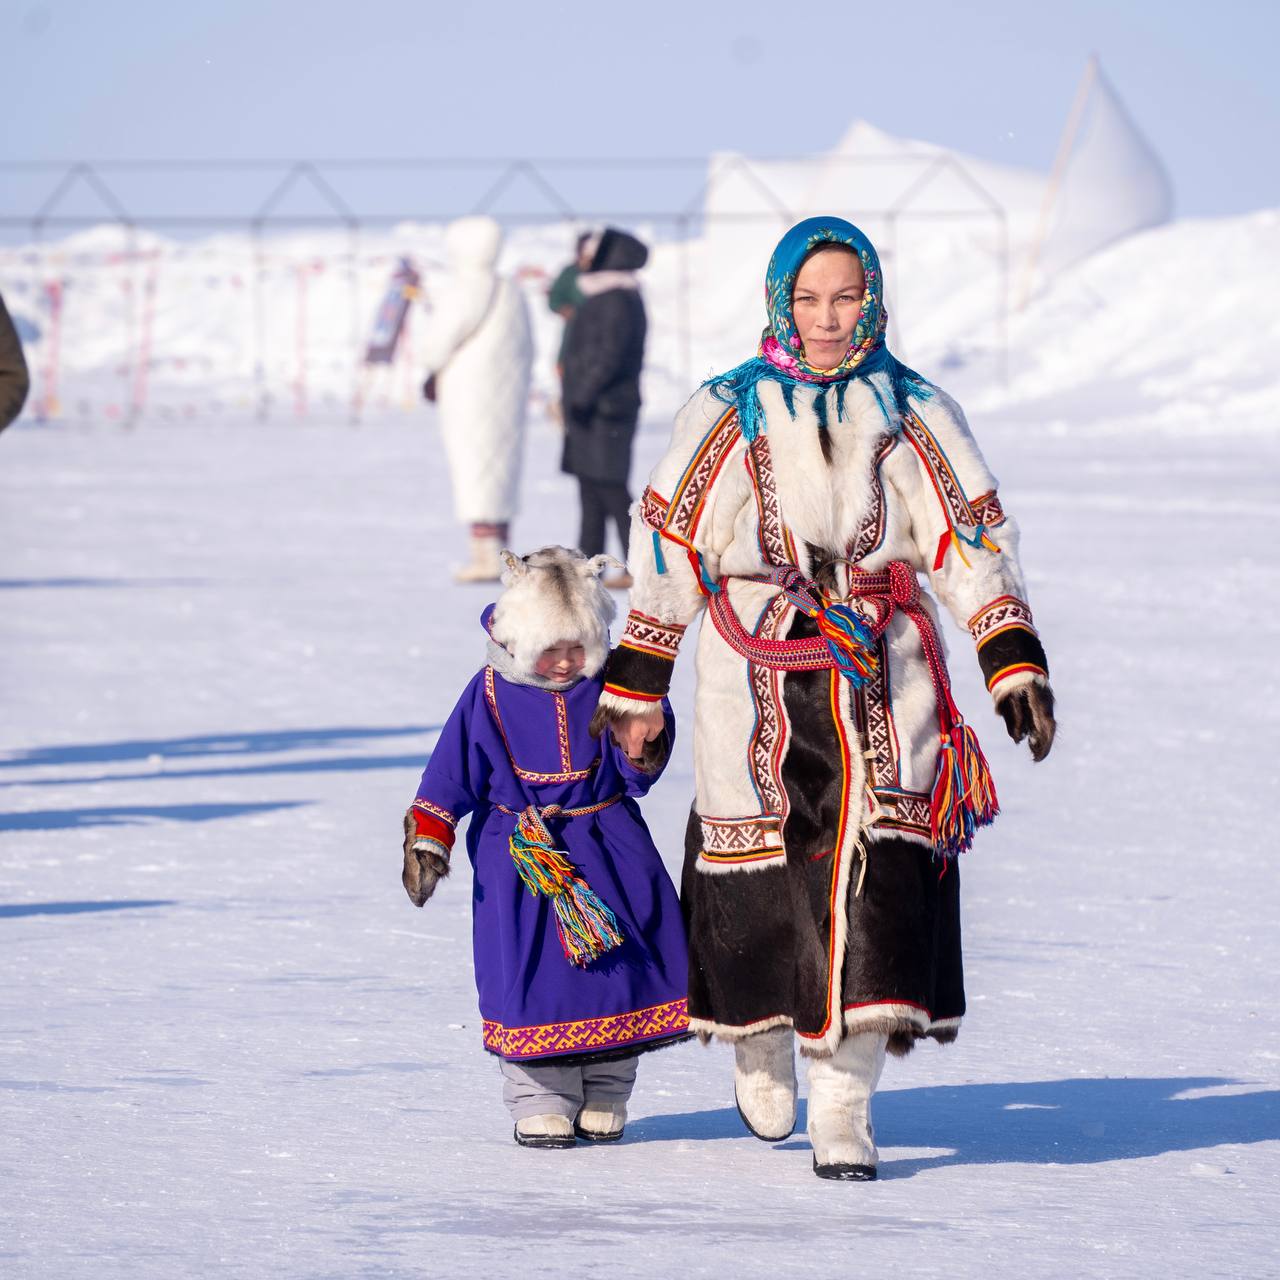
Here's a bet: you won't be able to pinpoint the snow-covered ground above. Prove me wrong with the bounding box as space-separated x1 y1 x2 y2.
2 374 1278 1278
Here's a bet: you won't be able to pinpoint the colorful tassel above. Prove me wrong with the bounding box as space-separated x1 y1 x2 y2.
929 716 1000 859
814 603 879 688
509 810 624 967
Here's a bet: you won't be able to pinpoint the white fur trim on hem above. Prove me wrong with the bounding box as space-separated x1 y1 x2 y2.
842 1002 931 1039
687 1013 794 1043
695 851 788 876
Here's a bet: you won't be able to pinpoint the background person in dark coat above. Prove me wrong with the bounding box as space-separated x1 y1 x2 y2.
560 228 648 568
0 292 31 433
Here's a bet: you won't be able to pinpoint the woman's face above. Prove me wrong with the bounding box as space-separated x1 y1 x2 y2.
791 248 866 371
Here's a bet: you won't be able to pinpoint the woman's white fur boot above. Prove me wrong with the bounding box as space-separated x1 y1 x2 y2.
734 1025 797 1141
574 1101 626 1142
513 1113 576 1149
807 1031 887 1180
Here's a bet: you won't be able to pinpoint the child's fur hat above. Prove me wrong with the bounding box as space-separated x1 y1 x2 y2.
488 546 619 679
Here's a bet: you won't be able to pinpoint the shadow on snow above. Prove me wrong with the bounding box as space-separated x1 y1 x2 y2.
626 1076 1280 1172
0 800 308 830
0 899 176 919
0 725 439 769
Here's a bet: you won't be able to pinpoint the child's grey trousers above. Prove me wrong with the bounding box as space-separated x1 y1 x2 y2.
498 1055 638 1121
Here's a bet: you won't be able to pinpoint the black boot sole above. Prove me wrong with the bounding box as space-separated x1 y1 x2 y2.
513 1125 576 1150
573 1124 624 1143
734 1089 795 1142
812 1155 877 1181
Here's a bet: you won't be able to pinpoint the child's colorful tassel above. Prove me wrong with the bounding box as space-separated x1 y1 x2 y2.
510 810 624 967
814 603 879 689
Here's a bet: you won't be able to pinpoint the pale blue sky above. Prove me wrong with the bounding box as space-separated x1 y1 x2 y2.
3 0 1276 223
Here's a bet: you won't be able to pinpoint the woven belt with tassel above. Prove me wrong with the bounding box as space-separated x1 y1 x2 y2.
496 796 625 968
708 560 998 858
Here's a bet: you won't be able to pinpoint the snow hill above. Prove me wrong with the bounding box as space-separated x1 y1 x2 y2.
1 207 1277 433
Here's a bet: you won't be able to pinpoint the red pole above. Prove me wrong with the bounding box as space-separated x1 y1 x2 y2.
39 279 63 421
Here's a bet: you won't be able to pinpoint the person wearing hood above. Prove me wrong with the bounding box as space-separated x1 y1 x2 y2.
560 228 649 575
0 292 31 434
592 217 1056 1181
401 545 689 1148
420 215 534 583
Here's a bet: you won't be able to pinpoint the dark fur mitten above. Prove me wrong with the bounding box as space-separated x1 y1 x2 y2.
589 703 668 774
402 810 450 908
997 681 1056 762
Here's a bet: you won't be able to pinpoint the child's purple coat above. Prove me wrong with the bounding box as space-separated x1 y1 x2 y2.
413 660 689 1063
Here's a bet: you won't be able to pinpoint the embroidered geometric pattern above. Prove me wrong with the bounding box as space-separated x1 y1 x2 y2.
699 813 785 864
748 591 791 818
847 435 897 564
747 436 797 567
856 636 899 791
638 485 670 533
969 594 1037 647
483 665 599 783
869 788 932 841
619 610 686 661
412 798 457 827
667 408 741 540
970 489 1007 528
902 411 976 527
482 997 690 1059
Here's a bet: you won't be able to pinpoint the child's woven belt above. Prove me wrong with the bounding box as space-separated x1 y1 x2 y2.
495 795 621 832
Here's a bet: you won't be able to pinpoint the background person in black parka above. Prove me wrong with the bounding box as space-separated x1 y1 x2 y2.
560 228 648 574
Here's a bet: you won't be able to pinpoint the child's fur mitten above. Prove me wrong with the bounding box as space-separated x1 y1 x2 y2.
996 681 1056 762
402 810 451 907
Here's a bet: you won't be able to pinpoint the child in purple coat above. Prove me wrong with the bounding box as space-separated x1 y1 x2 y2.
402 546 689 1148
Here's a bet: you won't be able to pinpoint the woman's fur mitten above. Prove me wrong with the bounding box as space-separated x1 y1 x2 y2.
996 681 1056 762
589 703 668 774
402 811 450 907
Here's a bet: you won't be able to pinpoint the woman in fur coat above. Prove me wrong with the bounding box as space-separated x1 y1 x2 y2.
402 546 689 1147
594 217 1056 1180
420 215 533 583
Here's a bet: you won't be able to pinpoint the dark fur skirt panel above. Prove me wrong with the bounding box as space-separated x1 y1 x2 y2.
841 835 965 1027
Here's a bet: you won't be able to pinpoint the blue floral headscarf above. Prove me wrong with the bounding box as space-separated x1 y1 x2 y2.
706 216 929 441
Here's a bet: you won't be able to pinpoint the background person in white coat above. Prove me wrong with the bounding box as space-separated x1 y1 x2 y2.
420 215 533 582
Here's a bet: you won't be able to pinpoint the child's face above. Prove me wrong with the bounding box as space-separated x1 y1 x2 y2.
534 641 587 685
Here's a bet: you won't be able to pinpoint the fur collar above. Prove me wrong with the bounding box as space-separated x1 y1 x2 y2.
485 638 589 692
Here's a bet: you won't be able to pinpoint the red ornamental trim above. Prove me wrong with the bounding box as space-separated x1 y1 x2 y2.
620 610 686 660
482 997 690 1059
856 637 898 791
869 789 931 839
748 591 791 819
747 436 797 568
902 411 977 527
412 798 457 828
667 408 740 540
847 434 897 564
602 682 665 703
796 669 854 1046
483 665 599 783
700 813 785 856
987 661 1048 692
638 486 670 532
968 594 1036 645
409 807 456 851
970 489 1007 528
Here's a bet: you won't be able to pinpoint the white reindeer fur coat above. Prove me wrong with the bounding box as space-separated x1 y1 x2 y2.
598 374 1049 1054
420 216 533 523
